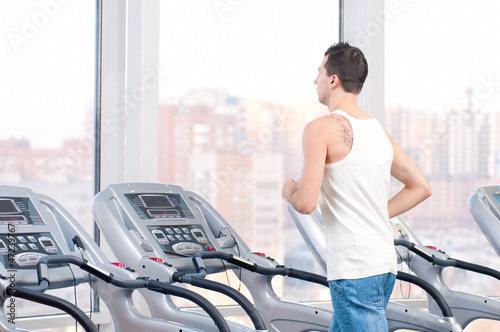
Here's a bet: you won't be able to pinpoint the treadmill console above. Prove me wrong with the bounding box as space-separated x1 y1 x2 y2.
0 187 86 287
0 196 62 270
92 183 240 273
124 192 214 256
0 232 60 269
147 225 212 256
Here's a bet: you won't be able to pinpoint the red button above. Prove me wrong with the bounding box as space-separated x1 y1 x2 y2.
425 246 437 250
208 247 215 252
149 257 163 263
111 262 125 268
252 252 266 257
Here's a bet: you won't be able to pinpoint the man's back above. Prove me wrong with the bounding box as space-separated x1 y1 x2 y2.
319 109 397 280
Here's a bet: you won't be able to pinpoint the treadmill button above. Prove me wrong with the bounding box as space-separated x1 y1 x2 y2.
17 255 28 263
27 255 38 262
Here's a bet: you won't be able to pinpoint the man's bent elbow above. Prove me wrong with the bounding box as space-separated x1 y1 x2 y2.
422 183 432 200
295 201 317 215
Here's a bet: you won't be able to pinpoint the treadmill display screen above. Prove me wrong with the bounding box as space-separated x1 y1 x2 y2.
41 239 53 247
0 197 44 225
125 193 195 219
140 195 174 208
154 232 166 239
0 199 19 214
493 194 500 207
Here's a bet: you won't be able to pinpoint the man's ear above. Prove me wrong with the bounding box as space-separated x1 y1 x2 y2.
330 75 340 89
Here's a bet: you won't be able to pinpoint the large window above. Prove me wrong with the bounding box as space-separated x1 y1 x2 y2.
0 0 96 322
385 0 500 318
158 0 339 304
13 0 500 329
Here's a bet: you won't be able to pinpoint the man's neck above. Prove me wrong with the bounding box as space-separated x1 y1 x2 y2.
328 93 360 113
327 93 372 119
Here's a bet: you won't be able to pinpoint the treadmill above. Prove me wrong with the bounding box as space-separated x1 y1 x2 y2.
287 203 463 332
0 185 228 332
92 182 341 332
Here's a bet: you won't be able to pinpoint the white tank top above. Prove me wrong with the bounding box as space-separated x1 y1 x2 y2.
320 110 397 280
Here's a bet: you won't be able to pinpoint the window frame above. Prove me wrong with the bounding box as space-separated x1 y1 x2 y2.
17 0 421 329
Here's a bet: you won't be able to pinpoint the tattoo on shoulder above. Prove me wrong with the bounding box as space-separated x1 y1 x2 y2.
326 114 353 145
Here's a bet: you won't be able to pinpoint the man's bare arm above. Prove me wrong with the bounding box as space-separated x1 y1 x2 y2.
387 132 432 218
282 120 327 214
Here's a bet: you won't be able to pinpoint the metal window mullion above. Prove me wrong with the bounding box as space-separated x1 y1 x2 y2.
125 0 159 183
100 0 127 188
341 0 385 125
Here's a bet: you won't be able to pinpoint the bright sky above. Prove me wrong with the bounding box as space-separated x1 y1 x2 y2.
1 0 499 148
158 0 339 105
0 0 95 148
385 0 500 112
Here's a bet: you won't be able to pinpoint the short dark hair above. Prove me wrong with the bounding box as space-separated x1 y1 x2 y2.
324 42 368 94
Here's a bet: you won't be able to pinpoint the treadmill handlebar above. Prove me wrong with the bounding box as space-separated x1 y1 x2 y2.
37 255 113 286
193 251 258 271
189 276 267 331
394 238 500 281
191 251 328 286
192 256 208 274
5 282 97 332
146 279 231 332
396 271 453 318
394 239 437 263
36 255 231 332
453 259 500 282
286 268 328 286
190 250 454 318
171 252 267 331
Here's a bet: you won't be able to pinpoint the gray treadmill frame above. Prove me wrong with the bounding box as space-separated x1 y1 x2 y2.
468 185 500 257
92 182 335 332
0 185 213 332
391 216 500 327
287 203 463 332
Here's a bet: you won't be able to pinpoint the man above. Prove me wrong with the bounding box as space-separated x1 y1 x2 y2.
281 42 432 331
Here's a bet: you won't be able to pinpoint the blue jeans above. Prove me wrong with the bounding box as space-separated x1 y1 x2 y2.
328 273 396 332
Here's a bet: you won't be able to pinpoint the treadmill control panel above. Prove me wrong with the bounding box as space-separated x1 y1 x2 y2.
147 225 214 256
0 232 60 269
125 193 195 220
0 197 45 225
